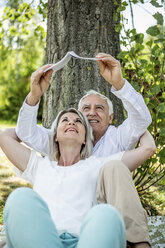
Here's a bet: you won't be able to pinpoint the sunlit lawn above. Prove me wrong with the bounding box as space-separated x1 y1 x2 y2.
0 121 32 224
0 121 164 225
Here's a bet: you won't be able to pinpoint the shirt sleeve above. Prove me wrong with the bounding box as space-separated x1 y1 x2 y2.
16 99 50 156
98 151 125 165
111 80 152 150
21 150 41 184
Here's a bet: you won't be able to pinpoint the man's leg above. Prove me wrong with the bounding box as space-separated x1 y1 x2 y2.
132 243 150 248
78 204 126 248
4 187 63 248
97 161 150 247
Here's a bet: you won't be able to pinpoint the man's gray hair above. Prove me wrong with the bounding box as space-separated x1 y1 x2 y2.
49 108 94 161
78 90 114 115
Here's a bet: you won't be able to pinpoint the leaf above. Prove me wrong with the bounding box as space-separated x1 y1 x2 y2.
9 26 18 36
115 24 123 32
146 40 153 47
153 12 163 25
161 179 165 186
139 59 148 65
162 92 165 99
132 82 140 91
117 51 128 59
151 158 157 164
150 0 162 8
160 157 165 164
134 33 144 44
154 38 165 43
150 84 160 95
151 44 161 56
130 28 136 35
18 2 29 12
158 103 165 113
113 13 118 22
144 97 150 105
159 127 165 136
148 99 157 109
146 26 160 36
158 112 165 120
157 147 165 157
122 1 128 7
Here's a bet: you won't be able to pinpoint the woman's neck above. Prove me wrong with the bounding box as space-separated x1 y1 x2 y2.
58 144 82 166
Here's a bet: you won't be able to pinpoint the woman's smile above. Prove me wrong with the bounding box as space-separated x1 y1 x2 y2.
65 127 78 133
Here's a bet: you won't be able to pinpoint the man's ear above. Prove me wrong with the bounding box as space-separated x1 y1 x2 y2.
109 113 114 124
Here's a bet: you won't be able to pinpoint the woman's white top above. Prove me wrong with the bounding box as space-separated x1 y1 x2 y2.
21 151 124 236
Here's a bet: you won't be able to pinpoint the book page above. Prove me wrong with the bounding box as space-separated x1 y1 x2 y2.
43 51 103 73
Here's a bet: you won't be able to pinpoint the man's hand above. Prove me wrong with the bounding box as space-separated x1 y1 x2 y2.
96 53 125 90
27 64 53 106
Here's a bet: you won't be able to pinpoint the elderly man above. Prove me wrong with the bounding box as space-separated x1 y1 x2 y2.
16 53 153 248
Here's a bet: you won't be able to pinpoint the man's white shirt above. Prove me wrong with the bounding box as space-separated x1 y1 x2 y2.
16 80 152 157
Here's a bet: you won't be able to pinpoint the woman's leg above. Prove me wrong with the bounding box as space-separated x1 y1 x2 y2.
78 204 126 248
4 187 63 248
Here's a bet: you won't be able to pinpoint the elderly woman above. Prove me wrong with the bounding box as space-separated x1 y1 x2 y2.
0 108 127 248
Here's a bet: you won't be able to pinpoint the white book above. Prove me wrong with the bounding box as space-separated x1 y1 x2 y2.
43 51 103 73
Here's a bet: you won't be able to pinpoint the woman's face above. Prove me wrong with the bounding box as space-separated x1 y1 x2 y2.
56 112 86 146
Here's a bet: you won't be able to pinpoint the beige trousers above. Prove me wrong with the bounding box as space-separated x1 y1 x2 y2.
97 160 150 245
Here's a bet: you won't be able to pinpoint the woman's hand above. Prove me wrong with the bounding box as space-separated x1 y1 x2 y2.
27 64 53 106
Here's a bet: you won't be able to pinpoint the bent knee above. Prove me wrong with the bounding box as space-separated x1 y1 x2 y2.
4 187 34 216
90 204 124 224
5 187 33 205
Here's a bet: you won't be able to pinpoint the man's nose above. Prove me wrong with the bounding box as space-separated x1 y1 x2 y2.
88 108 96 116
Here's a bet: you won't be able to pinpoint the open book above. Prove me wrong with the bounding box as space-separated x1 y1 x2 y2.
44 51 103 73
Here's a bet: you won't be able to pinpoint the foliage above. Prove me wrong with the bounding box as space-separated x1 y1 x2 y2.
0 0 46 121
116 0 165 213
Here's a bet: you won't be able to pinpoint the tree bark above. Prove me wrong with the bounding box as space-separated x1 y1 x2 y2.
43 0 124 128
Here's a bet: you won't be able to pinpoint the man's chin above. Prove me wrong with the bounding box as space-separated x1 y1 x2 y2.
91 126 100 134
89 123 99 129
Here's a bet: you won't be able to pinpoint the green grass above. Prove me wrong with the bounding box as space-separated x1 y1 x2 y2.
0 120 16 129
0 121 32 224
140 185 165 216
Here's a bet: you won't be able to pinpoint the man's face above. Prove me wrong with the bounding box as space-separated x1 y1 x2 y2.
79 94 113 143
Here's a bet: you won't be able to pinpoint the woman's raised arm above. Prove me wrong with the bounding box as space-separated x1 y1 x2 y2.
122 130 156 172
0 128 31 172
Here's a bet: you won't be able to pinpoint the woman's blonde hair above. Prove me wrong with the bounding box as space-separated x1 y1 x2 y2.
49 108 93 161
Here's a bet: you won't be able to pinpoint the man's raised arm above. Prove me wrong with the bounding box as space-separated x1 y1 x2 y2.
112 79 152 150
96 53 152 150
16 64 53 156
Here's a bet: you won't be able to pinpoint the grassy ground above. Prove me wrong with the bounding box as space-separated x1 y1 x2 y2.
0 149 32 224
0 121 17 129
0 122 32 224
0 121 164 225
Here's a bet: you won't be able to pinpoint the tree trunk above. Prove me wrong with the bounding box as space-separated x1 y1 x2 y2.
43 0 124 128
